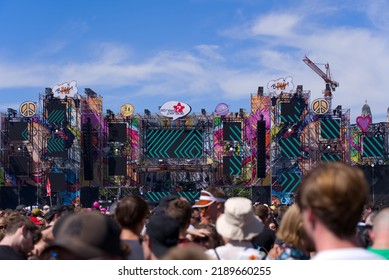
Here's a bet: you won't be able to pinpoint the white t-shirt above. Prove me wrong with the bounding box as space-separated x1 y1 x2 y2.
206 241 265 260
312 248 385 260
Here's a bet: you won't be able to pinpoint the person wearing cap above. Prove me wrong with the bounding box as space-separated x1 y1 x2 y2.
29 209 45 227
206 197 265 260
40 211 124 259
192 188 226 226
142 214 180 260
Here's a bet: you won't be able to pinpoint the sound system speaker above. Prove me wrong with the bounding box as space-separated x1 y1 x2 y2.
108 157 127 176
9 156 29 176
108 123 127 143
83 120 93 180
19 186 37 206
0 187 19 209
256 119 266 178
47 173 66 192
80 187 99 208
252 186 271 205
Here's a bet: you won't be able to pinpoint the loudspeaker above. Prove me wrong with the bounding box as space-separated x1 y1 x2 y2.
359 165 389 207
9 156 29 176
82 120 93 180
256 119 266 178
8 122 29 141
80 187 99 208
252 186 271 205
108 157 127 176
47 173 66 192
108 123 127 143
0 187 19 209
19 186 37 206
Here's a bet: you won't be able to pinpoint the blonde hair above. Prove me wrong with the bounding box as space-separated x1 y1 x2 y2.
276 204 310 250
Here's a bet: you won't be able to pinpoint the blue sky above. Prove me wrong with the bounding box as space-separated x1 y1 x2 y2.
1 0 389 123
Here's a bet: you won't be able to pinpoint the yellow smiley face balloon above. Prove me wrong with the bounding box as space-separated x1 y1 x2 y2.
120 103 134 117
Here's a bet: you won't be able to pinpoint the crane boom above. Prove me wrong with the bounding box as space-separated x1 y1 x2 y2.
303 56 339 92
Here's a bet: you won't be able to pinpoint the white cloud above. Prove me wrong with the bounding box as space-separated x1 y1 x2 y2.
366 0 389 31
194 44 224 61
251 13 302 37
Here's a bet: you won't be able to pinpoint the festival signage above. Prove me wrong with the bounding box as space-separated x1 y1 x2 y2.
120 103 134 117
267 77 294 94
356 115 372 132
160 101 191 120
52 81 78 99
19 101 37 117
214 103 230 116
311 98 329 115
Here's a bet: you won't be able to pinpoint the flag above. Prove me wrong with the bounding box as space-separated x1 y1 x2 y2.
46 177 51 197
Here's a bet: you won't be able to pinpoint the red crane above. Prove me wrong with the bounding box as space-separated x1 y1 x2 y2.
303 55 339 99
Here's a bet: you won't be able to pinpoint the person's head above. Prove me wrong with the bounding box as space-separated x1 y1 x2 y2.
254 204 269 223
152 195 179 216
369 207 389 247
276 204 314 253
44 205 69 225
297 162 369 240
142 214 179 260
115 195 149 234
192 223 224 250
0 213 40 256
216 197 264 242
192 188 225 225
165 198 192 237
41 211 123 259
190 208 201 226
163 244 211 260
0 216 7 241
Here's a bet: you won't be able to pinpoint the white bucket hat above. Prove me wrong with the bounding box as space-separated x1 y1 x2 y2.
216 197 264 241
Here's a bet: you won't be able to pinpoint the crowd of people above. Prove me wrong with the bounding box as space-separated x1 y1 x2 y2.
0 162 388 260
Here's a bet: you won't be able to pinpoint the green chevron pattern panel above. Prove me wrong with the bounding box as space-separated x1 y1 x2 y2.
146 191 200 203
223 122 242 142
362 136 384 158
47 138 67 158
281 172 301 193
320 119 340 139
223 156 242 176
146 129 203 158
280 137 300 158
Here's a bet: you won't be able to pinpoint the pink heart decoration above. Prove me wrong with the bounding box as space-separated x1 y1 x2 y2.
356 115 371 132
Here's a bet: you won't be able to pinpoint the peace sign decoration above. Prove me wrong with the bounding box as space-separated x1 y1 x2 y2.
311 98 329 115
19 101 37 117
